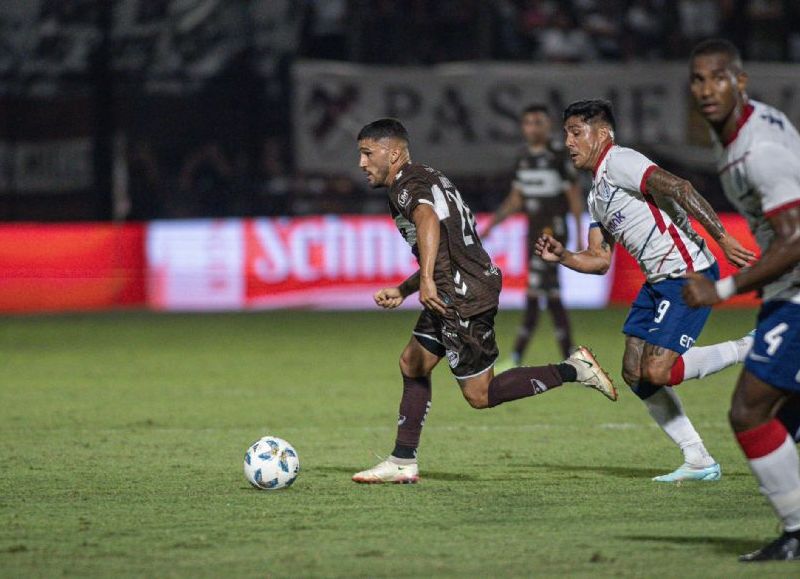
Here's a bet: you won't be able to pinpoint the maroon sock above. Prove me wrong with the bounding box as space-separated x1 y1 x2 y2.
394 374 432 455
547 296 573 359
488 365 563 407
512 296 540 362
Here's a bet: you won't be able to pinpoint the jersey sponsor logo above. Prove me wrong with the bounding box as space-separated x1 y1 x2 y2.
398 189 411 208
606 210 626 233
446 350 460 368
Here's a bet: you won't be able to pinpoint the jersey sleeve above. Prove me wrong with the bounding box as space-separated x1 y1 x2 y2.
605 147 658 194
395 176 435 221
745 142 800 217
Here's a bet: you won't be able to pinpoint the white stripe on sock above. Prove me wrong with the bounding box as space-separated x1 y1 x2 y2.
749 434 800 531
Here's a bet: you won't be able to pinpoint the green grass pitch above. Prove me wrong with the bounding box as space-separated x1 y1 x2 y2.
0 308 791 577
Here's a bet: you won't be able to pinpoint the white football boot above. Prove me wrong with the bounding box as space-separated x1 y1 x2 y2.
352 459 419 484
564 346 618 401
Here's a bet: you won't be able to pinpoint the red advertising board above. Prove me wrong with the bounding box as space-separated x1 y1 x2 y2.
0 223 145 312
608 214 761 307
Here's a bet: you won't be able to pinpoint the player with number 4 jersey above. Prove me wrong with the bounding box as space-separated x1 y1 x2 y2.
351 118 618 484
684 39 800 562
536 99 756 483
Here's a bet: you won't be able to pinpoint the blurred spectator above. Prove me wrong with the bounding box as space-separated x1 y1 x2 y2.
258 137 292 216
582 3 624 60
300 0 349 60
538 6 596 62
126 139 163 221
747 0 787 60
179 143 233 217
676 0 722 54
624 0 665 60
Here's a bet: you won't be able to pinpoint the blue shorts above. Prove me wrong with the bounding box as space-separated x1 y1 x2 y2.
745 301 800 393
622 263 719 354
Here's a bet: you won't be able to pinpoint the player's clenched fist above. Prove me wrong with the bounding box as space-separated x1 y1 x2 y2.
374 287 405 309
682 273 722 307
535 233 565 263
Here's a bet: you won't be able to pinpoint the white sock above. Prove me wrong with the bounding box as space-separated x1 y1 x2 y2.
642 386 715 467
681 340 742 381
748 435 800 532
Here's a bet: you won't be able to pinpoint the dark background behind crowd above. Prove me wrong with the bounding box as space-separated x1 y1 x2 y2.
0 0 798 222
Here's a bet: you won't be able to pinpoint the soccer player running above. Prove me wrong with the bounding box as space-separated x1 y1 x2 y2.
351 118 617 484
536 99 756 482
484 104 583 365
683 39 800 562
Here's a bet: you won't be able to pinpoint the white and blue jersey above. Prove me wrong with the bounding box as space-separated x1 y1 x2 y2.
713 100 800 391
588 143 717 353
588 143 715 282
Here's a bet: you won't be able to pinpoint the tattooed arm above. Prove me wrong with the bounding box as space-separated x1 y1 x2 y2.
535 225 614 274
645 168 755 267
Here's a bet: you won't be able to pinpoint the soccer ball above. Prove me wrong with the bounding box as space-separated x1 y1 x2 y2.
243 436 300 490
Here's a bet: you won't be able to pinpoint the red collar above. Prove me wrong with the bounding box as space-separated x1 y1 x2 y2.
723 103 755 147
593 141 614 176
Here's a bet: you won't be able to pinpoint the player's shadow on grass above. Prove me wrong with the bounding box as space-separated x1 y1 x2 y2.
316 466 478 481
622 535 763 555
519 463 658 479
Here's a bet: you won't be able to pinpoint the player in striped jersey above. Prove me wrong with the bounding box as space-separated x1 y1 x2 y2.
684 39 800 562
485 104 583 364
536 99 756 482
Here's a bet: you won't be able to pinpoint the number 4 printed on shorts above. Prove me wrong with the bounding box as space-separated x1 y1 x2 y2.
765 322 788 356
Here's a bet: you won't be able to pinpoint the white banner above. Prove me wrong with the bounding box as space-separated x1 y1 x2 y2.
292 60 800 176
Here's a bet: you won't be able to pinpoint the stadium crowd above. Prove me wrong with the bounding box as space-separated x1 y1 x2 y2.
2 0 799 220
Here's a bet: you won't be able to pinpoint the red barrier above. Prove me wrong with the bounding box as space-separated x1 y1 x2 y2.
608 214 761 306
0 223 145 312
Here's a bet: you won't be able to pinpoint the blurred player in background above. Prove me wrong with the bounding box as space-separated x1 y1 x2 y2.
684 39 800 562
351 118 617 484
484 104 583 366
537 99 755 483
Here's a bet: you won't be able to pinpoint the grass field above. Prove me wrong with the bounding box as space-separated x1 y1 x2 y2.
0 307 792 577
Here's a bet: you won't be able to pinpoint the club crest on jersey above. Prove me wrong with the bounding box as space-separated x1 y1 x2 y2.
446 350 460 369
398 189 411 208
595 178 612 201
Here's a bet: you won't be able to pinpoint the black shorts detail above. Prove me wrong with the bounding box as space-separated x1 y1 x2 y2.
413 307 499 379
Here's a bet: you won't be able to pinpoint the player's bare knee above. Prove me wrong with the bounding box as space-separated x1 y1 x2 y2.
641 360 671 386
728 402 766 432
622 365 640 387
462 385 489 409
399 349 425 377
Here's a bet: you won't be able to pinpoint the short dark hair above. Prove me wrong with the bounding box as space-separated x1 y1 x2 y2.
357 118 409 143
690 38 743 71
563 99 616 131
521 103 550 118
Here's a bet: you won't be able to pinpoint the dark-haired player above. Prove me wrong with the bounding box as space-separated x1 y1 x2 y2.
683 39 800 561
351 118 617 484
484 104 583 364
536 99 755 482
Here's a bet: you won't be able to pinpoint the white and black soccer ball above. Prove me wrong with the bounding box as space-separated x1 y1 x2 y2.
243 436 300 490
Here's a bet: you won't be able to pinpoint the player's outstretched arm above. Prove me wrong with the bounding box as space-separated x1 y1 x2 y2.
684 206 800 306
645 168 755 267
483 186 523 237
535 225 613 275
